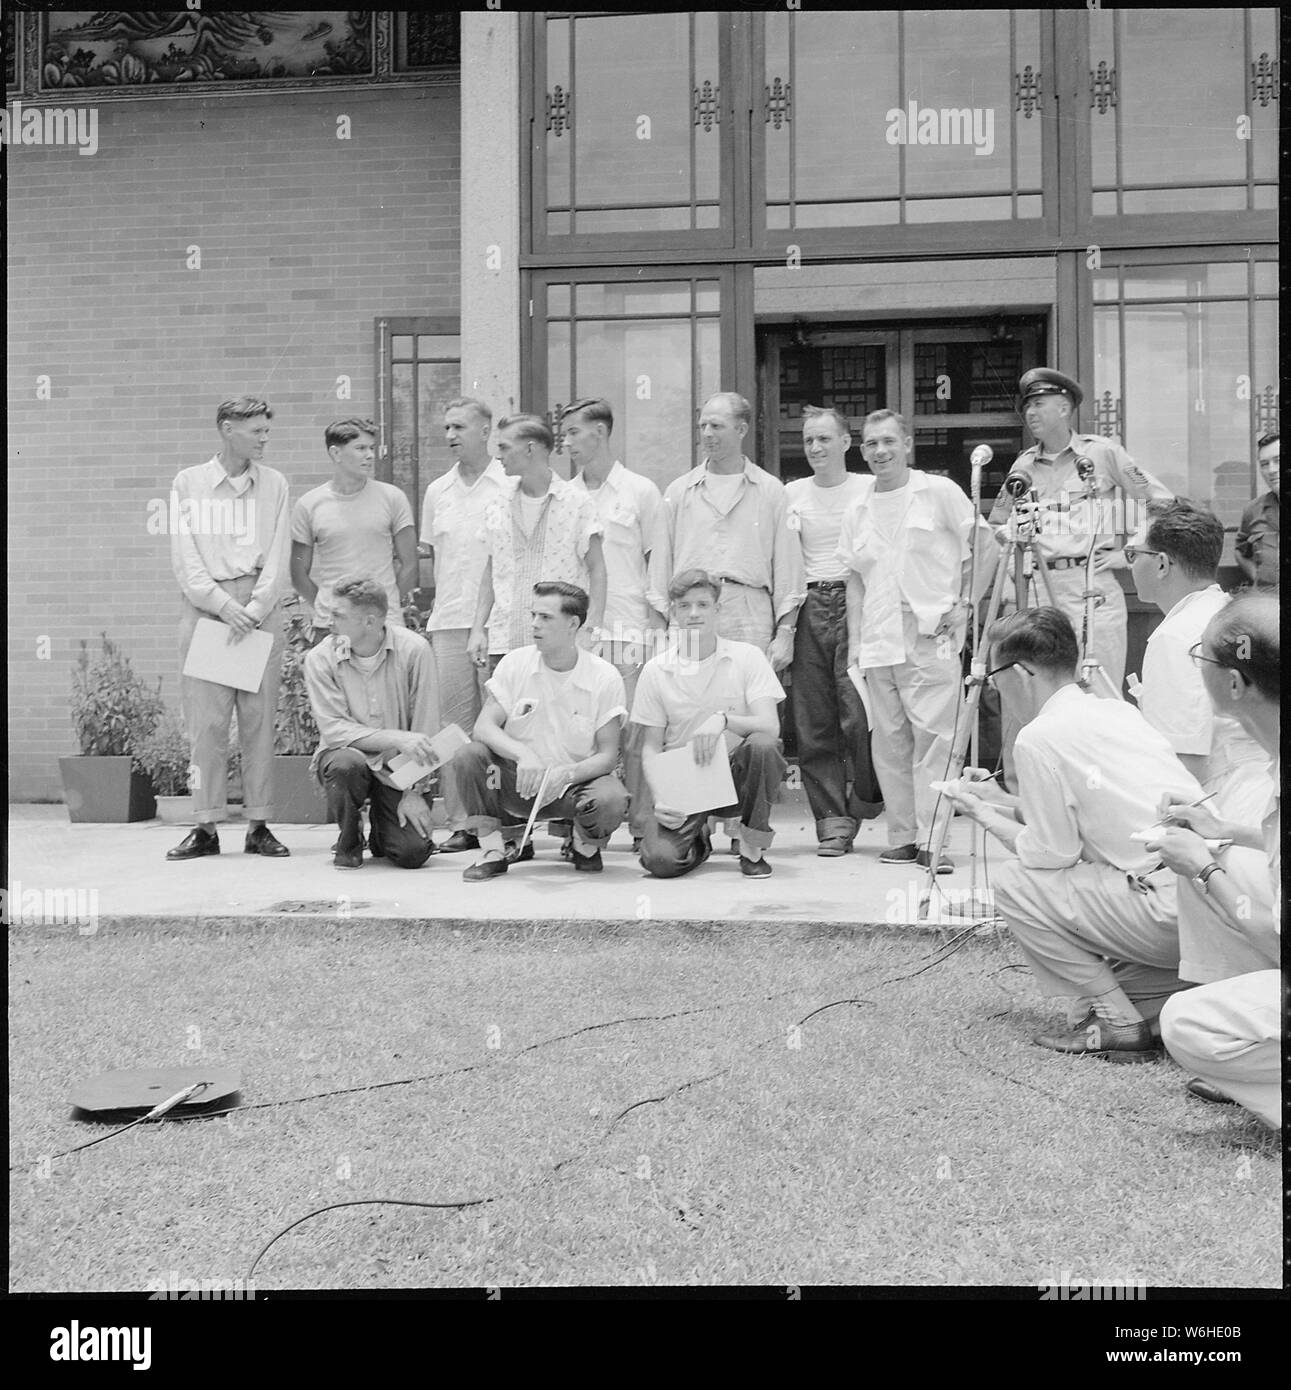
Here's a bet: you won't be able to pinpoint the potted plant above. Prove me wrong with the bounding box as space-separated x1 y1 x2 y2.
134 709 196 824
272 600 329 823
60 634 165 822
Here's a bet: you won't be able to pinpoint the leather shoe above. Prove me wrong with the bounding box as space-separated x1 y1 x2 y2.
916 848 954 875
245 825 290 857
571 848 603 872
739 854 772 877
879 842 919 864
505 839 535 864
817 836 853 857
166 826 219 861
1033 1011 1159 1063
333 847 364 870
438 830 479 853
1185 1077 1236 1105
463 855 509 882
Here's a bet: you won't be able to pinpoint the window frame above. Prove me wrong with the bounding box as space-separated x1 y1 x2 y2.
525 10 739 255
374 315 462 513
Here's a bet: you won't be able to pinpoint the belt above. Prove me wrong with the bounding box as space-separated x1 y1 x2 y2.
807 579 847 590
717 576 767 591
1044 557 1087 571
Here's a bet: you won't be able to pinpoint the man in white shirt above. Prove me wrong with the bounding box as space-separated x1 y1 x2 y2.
419 396 509 852
467 415 607 666
632 570 788 879
837 409 994 872
564 397 666 849
1149 593 1281 1126
290 417 418 643
1127 499 1275 984
167 396 292 861
456 582 628 880
941 608 1202 1061
647 392 805 662
785 407 883 856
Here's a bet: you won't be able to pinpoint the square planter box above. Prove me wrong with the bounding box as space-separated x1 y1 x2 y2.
154 794 197 825
273 754 329 824
59 756 156 823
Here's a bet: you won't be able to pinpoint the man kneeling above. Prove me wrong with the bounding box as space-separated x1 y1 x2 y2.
457 582 628 880
941 607 1202 1060
304 576 440 869
633 569 787 878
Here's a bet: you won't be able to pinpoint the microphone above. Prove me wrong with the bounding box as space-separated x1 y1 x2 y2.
1003 464 1033 498
969 444 993 472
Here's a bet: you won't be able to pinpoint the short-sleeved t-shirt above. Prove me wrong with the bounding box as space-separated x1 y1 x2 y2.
785 474 870 582
486 645 627 766
292 480 414 628
631 637 785 750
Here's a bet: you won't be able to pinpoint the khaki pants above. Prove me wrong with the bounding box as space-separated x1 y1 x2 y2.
862 607 963 847
429 627 489 831
992 858 1185 1023
178 575 283 822
1160 972 1282 1128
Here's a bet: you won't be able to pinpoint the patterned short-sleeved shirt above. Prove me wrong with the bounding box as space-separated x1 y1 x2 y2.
481 472 602 654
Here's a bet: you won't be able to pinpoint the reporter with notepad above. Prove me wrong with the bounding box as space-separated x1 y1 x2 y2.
633 569 787 879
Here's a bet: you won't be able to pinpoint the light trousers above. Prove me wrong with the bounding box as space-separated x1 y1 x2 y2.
429 627 489 831
178 575 283 822
1160 972 1282 1128
862 607 962 847
992 858 1186 1023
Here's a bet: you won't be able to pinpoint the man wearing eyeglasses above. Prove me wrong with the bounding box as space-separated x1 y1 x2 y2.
941 607 1202 1061
1126 500 1275 988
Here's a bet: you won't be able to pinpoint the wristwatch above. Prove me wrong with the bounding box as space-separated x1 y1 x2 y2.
1193 862 1226 893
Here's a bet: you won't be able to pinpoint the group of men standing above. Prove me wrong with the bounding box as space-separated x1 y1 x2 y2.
159 379 1280 1123
164 373 1190 878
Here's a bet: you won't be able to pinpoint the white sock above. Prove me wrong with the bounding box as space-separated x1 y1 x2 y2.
478 831 506 861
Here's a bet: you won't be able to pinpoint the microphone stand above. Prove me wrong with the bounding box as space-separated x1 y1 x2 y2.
917 474 1061 926
1074 455 1124 702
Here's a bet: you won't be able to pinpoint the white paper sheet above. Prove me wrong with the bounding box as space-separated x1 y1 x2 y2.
645 734 738 816
847 661 874 726
386 723 471 789
181 618 273 693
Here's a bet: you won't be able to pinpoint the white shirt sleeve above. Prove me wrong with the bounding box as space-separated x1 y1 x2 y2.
1139 632 1214 755
1012 731 1083 870
630 662 668 728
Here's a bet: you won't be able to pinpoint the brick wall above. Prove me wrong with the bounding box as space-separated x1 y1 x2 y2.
7 84 460 800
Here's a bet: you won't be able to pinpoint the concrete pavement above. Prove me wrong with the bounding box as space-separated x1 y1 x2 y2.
7 791 1010 934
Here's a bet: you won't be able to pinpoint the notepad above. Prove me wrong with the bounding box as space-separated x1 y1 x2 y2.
645 733 738 816
182 618 273 692
386 723 471 789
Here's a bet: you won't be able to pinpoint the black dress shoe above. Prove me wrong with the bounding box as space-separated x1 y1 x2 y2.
463 855 509 882
879 842 919 864
333 847 364 870
1185 1077 1236 1105
1033 1011 1158 1063
245 826 290 857
505 840 535 864
166 826 220 861
571 848 603 872
438 830 479 853
916 848 954 875
739 854 772 877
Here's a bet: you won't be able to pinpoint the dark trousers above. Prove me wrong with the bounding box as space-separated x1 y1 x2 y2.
790 584 883 841
317 747 435 869
454 741 627 848
639 732 786 879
